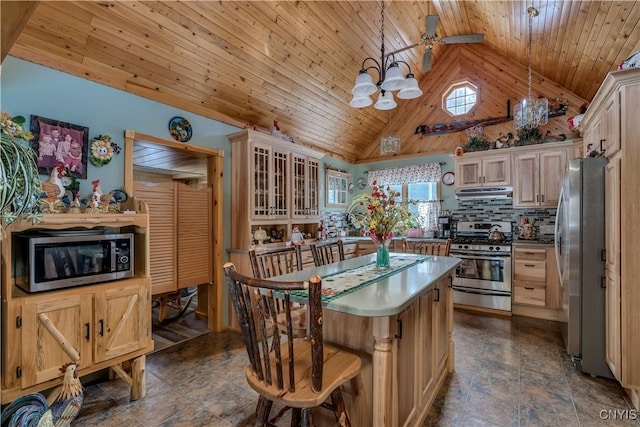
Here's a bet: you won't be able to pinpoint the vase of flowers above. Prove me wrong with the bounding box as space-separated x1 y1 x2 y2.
348 180 413 270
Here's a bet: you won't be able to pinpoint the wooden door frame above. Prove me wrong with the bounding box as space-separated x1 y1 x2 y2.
123 130 224 332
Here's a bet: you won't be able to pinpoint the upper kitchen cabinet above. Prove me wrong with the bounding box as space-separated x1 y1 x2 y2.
291 153 320 219
582 87 621 158
228 129 324 249
512 144 571 208
580 68 640 390
455 154 511 188
249 141 290 220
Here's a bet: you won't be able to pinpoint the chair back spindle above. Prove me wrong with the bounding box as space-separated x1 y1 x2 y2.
403 238 452 256
310 240 345 267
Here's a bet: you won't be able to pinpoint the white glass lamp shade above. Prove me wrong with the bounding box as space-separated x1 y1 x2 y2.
374 90 397 110
352 70 377 97
380 63 406 91
514 96 549 129
397 74 423 99
350 94 373 108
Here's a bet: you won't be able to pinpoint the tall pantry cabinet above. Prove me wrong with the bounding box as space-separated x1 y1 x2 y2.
581 68 640 406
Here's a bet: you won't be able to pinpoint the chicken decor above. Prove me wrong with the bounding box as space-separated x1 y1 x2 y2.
37 163 68 214
88 179 114 213
1 362 84 427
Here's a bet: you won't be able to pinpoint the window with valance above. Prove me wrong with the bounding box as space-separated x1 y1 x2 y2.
368 163 442 231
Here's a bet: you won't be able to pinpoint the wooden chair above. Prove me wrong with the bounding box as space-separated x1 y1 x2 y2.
309 240 345 267
249 245 303 279
223 263 361 427
249 246 306 337
403 238 452 256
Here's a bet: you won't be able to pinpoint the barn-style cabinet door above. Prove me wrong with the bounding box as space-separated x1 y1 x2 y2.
94 283 150 363
21 294 93 387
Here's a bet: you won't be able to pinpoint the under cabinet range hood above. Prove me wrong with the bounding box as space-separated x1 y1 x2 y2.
454 187 513 200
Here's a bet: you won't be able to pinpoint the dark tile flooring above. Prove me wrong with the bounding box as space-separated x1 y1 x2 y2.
74 310 639 426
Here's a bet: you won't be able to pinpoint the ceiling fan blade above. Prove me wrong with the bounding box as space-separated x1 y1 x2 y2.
440 34 484 44
387 43 420 57
422 49 433 72
425 15 439 37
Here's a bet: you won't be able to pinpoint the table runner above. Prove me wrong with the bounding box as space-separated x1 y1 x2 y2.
292 254 431 304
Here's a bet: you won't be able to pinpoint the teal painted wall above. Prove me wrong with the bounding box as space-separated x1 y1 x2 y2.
1 56 456 323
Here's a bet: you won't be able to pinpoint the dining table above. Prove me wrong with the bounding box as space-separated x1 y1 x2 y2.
272 252 461 427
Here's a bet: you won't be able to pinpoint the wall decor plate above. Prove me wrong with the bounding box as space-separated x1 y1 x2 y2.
356 178 367 189
168 116 192 142
441 171 455 186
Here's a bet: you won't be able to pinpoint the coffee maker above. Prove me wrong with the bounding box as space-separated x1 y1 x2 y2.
437 215 456 239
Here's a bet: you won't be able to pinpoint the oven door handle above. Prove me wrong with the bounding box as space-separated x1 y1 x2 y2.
452 253 511 260
452 286 511 296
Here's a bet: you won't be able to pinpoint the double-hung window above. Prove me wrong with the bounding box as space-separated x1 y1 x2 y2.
368 163 442 231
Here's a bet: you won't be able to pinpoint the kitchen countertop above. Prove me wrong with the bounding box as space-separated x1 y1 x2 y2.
512 238 555 246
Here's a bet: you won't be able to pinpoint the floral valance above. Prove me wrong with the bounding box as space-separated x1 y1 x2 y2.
368 163 442 186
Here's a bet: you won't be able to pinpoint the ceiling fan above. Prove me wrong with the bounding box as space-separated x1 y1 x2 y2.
388 15 484 72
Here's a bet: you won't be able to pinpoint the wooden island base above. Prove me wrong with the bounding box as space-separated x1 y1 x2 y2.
316 272 455 427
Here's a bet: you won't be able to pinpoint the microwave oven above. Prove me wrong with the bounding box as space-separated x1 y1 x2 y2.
14 231 134 292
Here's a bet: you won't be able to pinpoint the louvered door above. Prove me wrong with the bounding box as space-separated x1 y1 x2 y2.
177 183 213 288
134 181 177 295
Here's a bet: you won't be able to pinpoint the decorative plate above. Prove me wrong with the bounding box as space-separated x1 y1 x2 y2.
356 178 367 189
168 116 192 142
348 182 355 194
441 171 455 186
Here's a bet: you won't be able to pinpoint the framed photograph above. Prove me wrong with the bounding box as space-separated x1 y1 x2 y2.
30 115 89 179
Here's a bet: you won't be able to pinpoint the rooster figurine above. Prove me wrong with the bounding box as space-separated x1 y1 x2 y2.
1 363 84 427
38 164 68 213
90 180 114 213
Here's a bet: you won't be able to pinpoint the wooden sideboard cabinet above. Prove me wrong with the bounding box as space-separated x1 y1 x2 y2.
0 199 153 403
582 68 640 394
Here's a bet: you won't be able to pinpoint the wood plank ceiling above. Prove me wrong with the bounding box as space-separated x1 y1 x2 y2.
4 1 640 163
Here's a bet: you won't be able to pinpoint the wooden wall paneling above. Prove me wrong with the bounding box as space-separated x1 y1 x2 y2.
176 183 212 289
8 1 640 163
133 181 177 296
0 0 40 62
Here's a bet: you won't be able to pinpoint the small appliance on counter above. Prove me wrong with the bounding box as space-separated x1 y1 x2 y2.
437 215 457 239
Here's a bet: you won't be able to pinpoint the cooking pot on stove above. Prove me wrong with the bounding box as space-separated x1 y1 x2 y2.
488 225 505 241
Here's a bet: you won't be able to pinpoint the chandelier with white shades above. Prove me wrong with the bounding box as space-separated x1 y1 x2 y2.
349 0 423 111
513 7 548 130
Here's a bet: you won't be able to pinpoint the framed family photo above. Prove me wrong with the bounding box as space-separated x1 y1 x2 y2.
30 115 89 179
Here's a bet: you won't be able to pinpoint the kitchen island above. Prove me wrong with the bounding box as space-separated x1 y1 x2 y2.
273 253 461 427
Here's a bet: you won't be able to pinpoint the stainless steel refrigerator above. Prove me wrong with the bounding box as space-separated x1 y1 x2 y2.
555 157 612 378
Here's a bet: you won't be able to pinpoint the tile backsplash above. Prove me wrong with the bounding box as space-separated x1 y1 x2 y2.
452 199 556 236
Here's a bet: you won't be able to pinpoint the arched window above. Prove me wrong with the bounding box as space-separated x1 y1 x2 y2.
443 81 478 116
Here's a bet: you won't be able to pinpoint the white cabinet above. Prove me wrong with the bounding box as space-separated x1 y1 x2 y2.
455 154 510 188
513 148 568 208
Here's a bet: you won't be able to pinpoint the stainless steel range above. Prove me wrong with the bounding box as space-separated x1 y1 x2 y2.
450 221 512 312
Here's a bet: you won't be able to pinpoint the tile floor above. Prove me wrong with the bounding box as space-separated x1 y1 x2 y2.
74 310 639 426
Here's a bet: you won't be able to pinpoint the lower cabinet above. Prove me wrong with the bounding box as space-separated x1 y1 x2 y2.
6 279 152 400
512 246 561 317
395 276 451 427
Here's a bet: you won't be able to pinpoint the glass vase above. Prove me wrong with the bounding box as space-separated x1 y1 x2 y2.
375 239 391 270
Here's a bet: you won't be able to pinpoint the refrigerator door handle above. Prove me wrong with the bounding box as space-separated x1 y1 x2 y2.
555 185 564 285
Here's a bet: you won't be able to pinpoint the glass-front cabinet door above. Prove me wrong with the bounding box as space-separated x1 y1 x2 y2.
251 143 288 219
291 154 320 218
